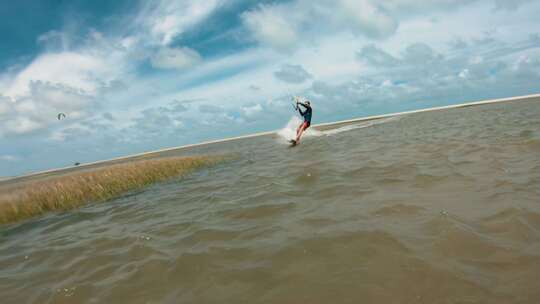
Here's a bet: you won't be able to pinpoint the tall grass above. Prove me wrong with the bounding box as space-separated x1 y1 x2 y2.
0 156 222 224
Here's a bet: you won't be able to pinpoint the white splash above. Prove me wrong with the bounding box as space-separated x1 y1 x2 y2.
277 116 322 142
277 116 399 144
277 116 302 141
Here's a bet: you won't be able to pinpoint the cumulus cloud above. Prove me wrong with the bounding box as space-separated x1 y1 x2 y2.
357 45 400 67
117 104 189 143
274 64 312 83
135 108 176 132
310 37 540 121
150 47 202 70
4 51 119 98
0 81 95 137
357 42 444 68
169 100 189 113
199 104 223 114
242 4 299 51
3 0 540 176
334 0 398 39
242 0 398 50
403 43 444 65
0 27 137 139
458 68 470 78
241 103 263 118
0 0 218 139
0 3 254 170
241 0 482 50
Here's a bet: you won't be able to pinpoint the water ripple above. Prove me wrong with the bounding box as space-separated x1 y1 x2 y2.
2 99 540 303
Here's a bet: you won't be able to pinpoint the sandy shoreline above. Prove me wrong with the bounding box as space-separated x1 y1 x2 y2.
2 93 539 185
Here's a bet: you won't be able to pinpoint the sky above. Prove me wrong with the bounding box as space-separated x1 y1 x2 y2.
1 0 540 177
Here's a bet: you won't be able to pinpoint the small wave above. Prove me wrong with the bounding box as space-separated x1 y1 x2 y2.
322 117 400 136
277 116 399 142
372 204 425 217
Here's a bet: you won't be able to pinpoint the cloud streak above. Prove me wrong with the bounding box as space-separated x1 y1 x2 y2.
150 47 202 69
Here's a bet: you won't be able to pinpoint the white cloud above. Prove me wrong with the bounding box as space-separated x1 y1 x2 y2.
199 104 222 114
335 0 398 39
4 52 114 98
306 34 540 120
358 44 400 67
242 4 299 51
459 68 470 78
402 42 443 65
274 64 312 83
37 30 70 51
241 103 263 117
241 0 398 51
0 97 10 115
4 117 42 135
240 0 482 51
150 47 202 69
0 0 224 137
3 0 540 176
357 42 444 68
0 81 95 137
141 0 223 46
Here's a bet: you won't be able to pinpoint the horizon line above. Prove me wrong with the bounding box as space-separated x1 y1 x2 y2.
4 92 540 182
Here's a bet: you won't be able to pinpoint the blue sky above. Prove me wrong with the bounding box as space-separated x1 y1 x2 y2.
1 0 540 176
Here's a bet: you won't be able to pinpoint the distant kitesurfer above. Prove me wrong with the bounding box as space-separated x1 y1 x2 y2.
292 99 312 145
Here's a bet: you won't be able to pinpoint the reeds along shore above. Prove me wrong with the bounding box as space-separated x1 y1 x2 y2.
0 156 223 224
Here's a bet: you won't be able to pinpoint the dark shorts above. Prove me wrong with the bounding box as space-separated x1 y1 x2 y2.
303 121 311 129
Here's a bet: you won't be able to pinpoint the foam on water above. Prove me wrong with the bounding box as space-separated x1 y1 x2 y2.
277 116 302 141
276 116 323 144
2 98 540 304
277 115 400 143
322 116 399 135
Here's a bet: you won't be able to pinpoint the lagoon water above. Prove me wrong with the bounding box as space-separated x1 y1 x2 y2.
1 98 540 303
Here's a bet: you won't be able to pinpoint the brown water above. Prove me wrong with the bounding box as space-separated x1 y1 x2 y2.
1 98 540 303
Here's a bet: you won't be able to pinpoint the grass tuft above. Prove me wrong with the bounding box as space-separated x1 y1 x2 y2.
0 156 223 225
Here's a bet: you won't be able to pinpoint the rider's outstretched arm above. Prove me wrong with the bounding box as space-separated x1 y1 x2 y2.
297 103 306 115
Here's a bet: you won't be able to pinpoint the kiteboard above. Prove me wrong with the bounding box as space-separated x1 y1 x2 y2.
288 139 298 147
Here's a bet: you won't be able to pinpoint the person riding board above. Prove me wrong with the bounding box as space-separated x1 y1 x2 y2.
292 98 312 145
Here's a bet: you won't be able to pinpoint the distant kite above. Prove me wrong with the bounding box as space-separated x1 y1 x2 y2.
57 113 66 120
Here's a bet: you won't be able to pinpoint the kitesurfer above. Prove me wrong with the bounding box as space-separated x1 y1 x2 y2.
292 99 312 145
